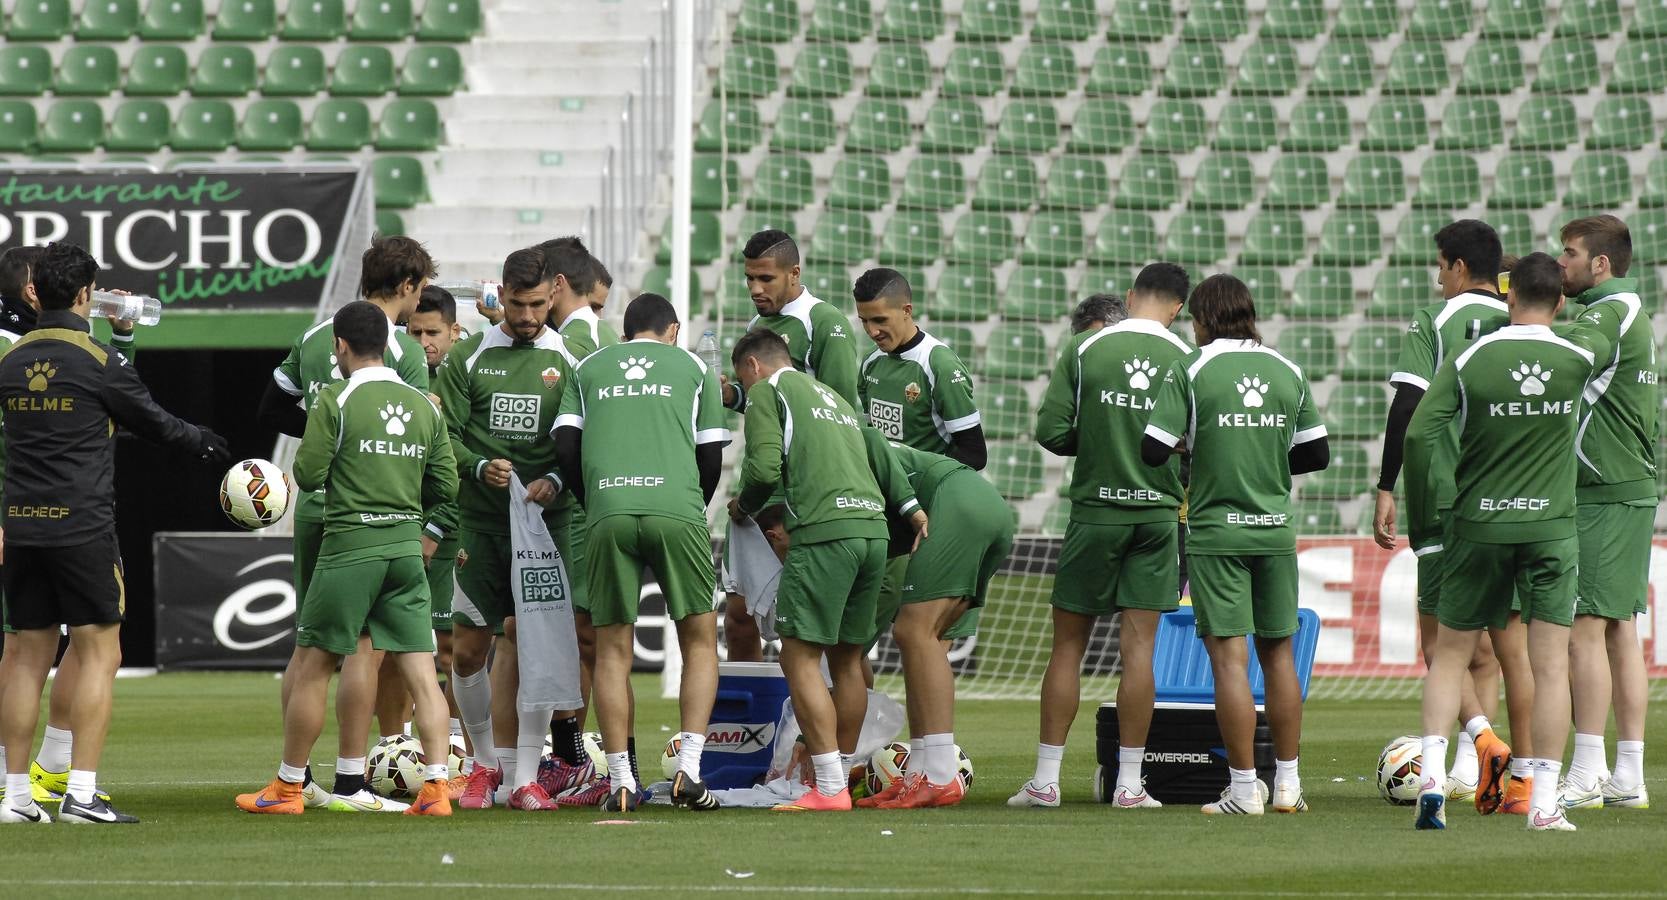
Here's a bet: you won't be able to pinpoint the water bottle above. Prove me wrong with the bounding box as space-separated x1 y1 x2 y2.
436 280 500 310
90 290 162 326
696 329 722 371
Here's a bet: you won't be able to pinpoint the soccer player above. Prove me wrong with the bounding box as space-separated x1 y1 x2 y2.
437 247 581 811
1556 216 1653 811
0 242 229 825
1014 263 1192 810
237 301 459 818
1070 293 1129 335
727 330 924 812
553 292 729 812
1372 219 1520 812
1142 274 1330 816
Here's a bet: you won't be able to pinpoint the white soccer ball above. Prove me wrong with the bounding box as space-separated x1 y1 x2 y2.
866 741 910 796
1378 734 1423 805
447 733 468 779
955 744 975 791
369 734 425 798
661 736 682 781
582 731 606 772
219 458 290 529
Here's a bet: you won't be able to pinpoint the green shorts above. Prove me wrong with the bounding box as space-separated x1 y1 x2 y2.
567 503 591 614
777 537 887 646
293 516 325 615
426 534 460 632
454 509 572 632
585 514 718 627
296 554 434 656
1187 553 1298 639
903 470 1014 610
1052 520 1181 617
869 556 911 651
1439 534 1578 630
1575 501 1653 620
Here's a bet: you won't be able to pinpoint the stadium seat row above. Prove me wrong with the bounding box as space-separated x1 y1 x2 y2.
0 43 463 97
1 0 480 42
0 97 442 153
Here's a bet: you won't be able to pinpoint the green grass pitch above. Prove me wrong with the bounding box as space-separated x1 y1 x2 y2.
5 672 1665 898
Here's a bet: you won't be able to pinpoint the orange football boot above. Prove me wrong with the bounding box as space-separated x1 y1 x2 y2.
1500 775 1533 815
1473 728 1512 815
406 779 453 816
857 775 911 808
236 779 303 815
883 774 966 809
773 787 853 811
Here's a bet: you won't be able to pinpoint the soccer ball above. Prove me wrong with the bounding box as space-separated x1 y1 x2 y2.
582 731 605 771
866 741 910 796
219 458 290 529
369 734 425 798
1378 735 1423 805
661 737 682 780
955 745 975 791
447 733 467 779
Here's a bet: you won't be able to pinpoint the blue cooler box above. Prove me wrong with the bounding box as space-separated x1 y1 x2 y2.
700 661 792 789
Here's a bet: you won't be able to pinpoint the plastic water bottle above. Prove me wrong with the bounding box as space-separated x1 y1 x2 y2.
437 280 500 309
697 329 722 371
90 290 162 326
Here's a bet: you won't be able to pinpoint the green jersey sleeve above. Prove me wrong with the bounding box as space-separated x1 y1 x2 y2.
274 332 305 397
696 359 729 444
1034 339 1079 456
1403 359 1459 543
434 339 486 482
928 344 979 434
736 384 785 516
421 405 459 524
1390 308 1438 391
861 427 921 518
395 333 429 392
809 303 861 407
1294 377 1325 444
1143 358 1194 449
292 386 341 493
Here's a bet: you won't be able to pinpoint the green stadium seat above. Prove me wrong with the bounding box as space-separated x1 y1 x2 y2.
695 100 762 152
1335 0 1400 37
1535 37 1602 92
1482 0 1544 37
1368 266 1433 319
771 98 836 151
1489 152 1555 207
1080 264 1139 297
737 0 800 41
1435 97 1503 149
54 45 119 97
417 0 480 40
983 325 1049 379
878 0 943 40
1141 99 1206 152
349 0 413 39
718 45 779 98
1339 154 1406 209
1632 211 1667 263
1188 153 1254 210
1565 153 1632 207
104 99 169 151
713 269 755 318
237 98 302 151
283 0 345 39
1390 211 1445 263
331 45 395 96
1265 154 1331 210
663 213 728 266
1634 0 1667 36
994 100 1060 153
808 0 870 40
263 45 327 96
1283 98 1351 152
1310 40 1374 95
76 0 139 38
171 99 236 151
1412 0 1472 37
981 380 1033 439
1113 153 1180 209
1162 41 1226 97
1020 211 1085 266
691 154 739 209
378 98 441 151
1183 0 1247 39
1292 498 1345 531
7 0 72 39
1066 98 1134 152
789 44 852 97
1641 156 1667 207
1362 99 1428 151
959 0 1020 41
942 46 1003 97
374 209 405 237
866 44 931 97
948 212 1015 265
972 155 1040 211
1587 96 1654 149
193 45 258 97
843 99 909 153
1240 211 1307 265
1304 442 1369 498
0 47 50 96
1012 43 1080 97
1276 324 1337 379
373 155 428 209
749 154 815 211
1413 152 1483 209
809 210 874 265
935 266 997 320
126 45 189 96
1316 212 1382 266
1233 40 1299 96
1492 212 1541 262
1288 267 1355 318
985 440 1045 499
400 45 464 96
1163 211 1227 264
139 0 204 39
920 99 983 153
1086 42 1151 95
1034 0 1099 40
637 267 699 311
1213 98 1278 150
1110 0 1173 39
1324 384 1389 438
306 98 371 151
1383 41 1449 95
1003 266 1070 321
1609 39 1667 92
1042 498 1072 536
37 100 102 153
214 0 276 39
1235 267 1284 309
900 155 965 210
1262 0 1325 37
1089 211 1158 264
0 101 37 152
1459 41 1525 93
1042 154 1110 210
928 324 976 362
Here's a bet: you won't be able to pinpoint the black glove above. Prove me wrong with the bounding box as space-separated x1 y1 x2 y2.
197 427 231 466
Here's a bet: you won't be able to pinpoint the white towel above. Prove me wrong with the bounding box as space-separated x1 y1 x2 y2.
507 472 582 713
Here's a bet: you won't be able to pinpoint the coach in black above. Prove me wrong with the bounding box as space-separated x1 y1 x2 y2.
0 242 228 826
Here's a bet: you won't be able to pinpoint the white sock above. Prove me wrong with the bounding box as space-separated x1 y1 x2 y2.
840 752 857 777
811 750 844 797
1421 735 1449 794
278 762 307 784
1510 757 1530 781
497 748 517 790
675 731 706 779
335 756 366 777
1463 715 1490 738
67 769 97 804
1451 732 1479 784
5 773 31 807
515 715 547 790
452 667 494 769
1613 740 1645 789
1034 742 1064 787
1568 733 1607 788
607 751 637 793
1228 766 1258 805
907 737 924 775
922 733 956 785
36 725 73 773
448 718 463 737
1527 758 1561 817
1116 745 1143 791
424 763 448 783
1274 757 1299 793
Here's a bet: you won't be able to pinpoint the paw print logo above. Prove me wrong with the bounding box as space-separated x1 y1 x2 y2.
327 354 342 381
24 361 56 392
620 356 654 381
1124 358 1158 391
1510 362 1552 396
380 402 412 436
1237 376 1269 409
814 384 839 408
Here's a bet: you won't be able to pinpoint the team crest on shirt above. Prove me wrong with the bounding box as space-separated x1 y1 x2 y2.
904 381 921 403
541 367 562 389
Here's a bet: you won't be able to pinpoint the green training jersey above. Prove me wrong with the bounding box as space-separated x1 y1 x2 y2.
273 317 429 524
1406 324 1601 544
858 329 980 454
733 289 860 409
1145 339 1326 555
558 306 621 359
292 366 458 562
1569 278 1659 505
737 368 918 544
858 428 970 554
1037 318 1190 525
555 339 731 526
433 324 578 536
